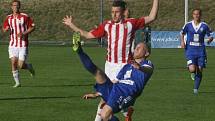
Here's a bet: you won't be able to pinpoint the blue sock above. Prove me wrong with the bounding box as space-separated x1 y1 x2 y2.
109 115 119 121
194 72 202 89
77 46 97 75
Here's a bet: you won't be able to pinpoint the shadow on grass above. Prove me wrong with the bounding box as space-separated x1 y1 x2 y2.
0 95 81 101
156 66 186 70
200 91 215 94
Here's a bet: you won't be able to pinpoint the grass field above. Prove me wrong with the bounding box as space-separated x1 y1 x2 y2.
0 45 215 121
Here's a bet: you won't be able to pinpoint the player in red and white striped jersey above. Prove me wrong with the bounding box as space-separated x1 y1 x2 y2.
2 0 35 88
63 0 158 120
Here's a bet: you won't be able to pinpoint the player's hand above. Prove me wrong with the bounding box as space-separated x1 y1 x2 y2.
2 26 9 33
181 42 185 48
62 15 73 26
17 32 23 39
207 37 213 45
82 94 97 99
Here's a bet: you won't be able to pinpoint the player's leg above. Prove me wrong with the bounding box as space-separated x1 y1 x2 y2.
9 47 20 87
124 107 134 121
11 57 20 87
95 100 105 121
193 56 206 94
187 56 197 81
193 67 203 94
18 48 35 77
72 32 98 75
100 105 113 121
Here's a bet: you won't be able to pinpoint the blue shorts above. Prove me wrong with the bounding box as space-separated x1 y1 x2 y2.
186 55 207 68
106 83 136 113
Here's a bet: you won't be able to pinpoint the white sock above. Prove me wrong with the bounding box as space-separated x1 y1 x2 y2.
12 70 20 84
94 105 102 121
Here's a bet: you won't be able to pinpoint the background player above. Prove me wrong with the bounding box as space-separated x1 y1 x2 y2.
2 0 35 87
180 8 213 94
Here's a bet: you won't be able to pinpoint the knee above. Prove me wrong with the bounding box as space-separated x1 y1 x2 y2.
100 107 112 121
188 66 196 73
100 112 109 121
18 63 24 69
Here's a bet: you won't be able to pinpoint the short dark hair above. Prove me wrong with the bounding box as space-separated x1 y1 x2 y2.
112 0 127 11
192 8 202 15
11 0 21 6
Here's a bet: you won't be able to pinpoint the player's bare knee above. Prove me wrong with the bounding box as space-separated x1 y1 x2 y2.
18 63 25 69
100 105 112 121
100 112 109 121
188 65 196 73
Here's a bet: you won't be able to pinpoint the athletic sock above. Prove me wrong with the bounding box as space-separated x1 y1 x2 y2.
77 46 97 75
12 70 20 84
194 72 202 90
94 105 102 121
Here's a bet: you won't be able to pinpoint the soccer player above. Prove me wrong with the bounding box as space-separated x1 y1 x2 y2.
72 32 154 121
180 8 213 94
63 0 158 120
2 0 35 87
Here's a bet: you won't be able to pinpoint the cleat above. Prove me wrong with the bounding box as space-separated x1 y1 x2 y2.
72 32 81 51
191 73 195 81
13 83 21 88
28 64 35 77
193 89 198 95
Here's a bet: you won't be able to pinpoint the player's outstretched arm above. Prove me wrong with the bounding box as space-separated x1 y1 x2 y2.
63 15 95 39
144 0 159 24
82 92 100 99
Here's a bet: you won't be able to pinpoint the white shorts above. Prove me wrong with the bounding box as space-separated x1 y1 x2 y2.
8 47 28 61
105 61 126 81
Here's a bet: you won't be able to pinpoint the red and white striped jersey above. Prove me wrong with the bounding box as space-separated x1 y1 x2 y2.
91 17 145 64
3 13 35 48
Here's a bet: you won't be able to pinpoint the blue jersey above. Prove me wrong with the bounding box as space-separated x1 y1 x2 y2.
181 21 213 57
115 60 154 98
94 60 153 103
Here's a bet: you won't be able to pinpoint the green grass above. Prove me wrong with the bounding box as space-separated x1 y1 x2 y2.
0 45 215 121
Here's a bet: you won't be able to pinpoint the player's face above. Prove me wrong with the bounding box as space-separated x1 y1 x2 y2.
11 2 20 13
133 43 148 59
192 10 201 22
111 7 123 23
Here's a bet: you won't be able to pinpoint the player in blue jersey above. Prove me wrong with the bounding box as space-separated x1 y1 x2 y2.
72 32 154 121
180 8 213 94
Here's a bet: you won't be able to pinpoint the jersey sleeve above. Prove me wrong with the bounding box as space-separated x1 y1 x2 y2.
180 24 188 35
205 25 213 37
141 60 153 69
90 22 106 38
130 17 145 30
3 17 9 30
